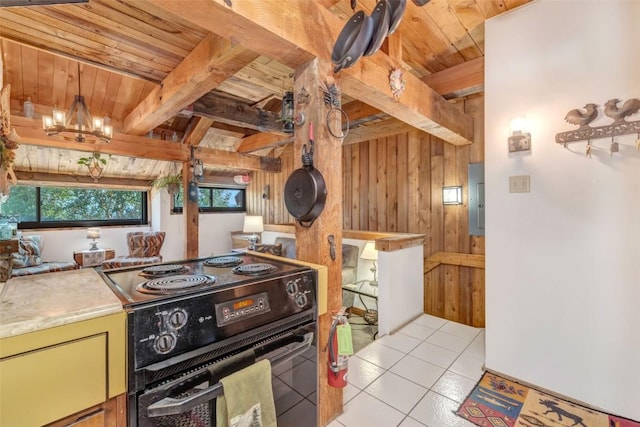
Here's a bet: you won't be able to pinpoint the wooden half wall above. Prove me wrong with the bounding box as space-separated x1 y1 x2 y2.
248 95 486 327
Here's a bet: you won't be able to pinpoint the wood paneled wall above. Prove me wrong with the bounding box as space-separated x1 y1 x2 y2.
248 95 486 327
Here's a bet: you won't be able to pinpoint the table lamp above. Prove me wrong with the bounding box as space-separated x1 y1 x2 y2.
86 227 101 251
243 215 263 250
360 241 378 286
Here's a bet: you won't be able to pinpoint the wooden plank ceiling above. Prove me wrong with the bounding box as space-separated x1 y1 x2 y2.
0 0 530 184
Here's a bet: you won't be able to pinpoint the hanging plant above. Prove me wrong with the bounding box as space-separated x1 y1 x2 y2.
151 173 182 195
77 152 108 182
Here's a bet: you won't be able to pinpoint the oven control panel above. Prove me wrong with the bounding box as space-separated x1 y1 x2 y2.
215 292 270 327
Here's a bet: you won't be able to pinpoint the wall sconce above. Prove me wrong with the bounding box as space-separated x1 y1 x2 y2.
508 116 531 152
443 186 463 205
262 185 270 200
281 91 294 134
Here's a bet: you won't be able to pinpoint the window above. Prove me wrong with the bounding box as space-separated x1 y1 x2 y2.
172 186 246 213
1 185 148 228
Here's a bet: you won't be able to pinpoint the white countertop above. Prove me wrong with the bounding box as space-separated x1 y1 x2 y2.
0 269 123 339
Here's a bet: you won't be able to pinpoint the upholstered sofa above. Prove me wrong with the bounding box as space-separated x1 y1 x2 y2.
274 237 359 286
11 235 79 277
102 231 166 270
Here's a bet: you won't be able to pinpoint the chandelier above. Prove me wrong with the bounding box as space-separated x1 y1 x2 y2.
42 63 112 143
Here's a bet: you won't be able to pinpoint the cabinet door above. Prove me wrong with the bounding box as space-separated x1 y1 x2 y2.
0 334 107 426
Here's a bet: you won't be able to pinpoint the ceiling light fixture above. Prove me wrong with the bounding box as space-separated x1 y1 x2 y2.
42 63 112 143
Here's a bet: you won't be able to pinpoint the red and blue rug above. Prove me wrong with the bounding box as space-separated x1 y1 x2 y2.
456 372 640 427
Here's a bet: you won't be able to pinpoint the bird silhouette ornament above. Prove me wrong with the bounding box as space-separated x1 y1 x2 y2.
604 98 640 123
556 97 640 152
565 103 599 128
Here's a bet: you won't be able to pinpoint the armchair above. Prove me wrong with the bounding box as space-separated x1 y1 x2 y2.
101 231 166 270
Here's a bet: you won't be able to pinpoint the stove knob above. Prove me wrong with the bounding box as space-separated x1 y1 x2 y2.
168 309 188 329
286 280 298 295
154 332 177 354
295 293 308 308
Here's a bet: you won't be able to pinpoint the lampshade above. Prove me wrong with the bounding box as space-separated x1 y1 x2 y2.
360 241 378 261
243 215 264 233
86 227 101 239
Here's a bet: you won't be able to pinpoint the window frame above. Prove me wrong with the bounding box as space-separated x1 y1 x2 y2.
8 185 149 229
171 185 246 214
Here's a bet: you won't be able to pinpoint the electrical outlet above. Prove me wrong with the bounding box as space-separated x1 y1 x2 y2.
509 175 530 193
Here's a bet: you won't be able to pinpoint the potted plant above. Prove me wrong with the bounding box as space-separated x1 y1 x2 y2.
77 152 108 182
151 173 182 195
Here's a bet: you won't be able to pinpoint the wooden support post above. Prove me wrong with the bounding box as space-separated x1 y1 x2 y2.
293 58 343 426
182 162 199 258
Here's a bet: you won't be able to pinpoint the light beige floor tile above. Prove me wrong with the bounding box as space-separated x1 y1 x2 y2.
409 391 476 427
449 354 485 381
354 340 405 369
346 355 386 389
364 371 428 413
425 331 474 353
337 391 405 427
378 331 422 353
390 355 446 389
440 321 482 340
397 322 437 341
431 371 477 403
412 314 448 330
409 341 459 369
399 417 428 427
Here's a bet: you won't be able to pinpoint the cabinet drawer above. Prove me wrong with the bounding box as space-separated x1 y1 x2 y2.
0 334 107 427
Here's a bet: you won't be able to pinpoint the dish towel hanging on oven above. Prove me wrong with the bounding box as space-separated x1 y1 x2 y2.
216 359 277 427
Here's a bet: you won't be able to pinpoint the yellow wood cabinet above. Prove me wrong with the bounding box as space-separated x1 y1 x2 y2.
0 312 126 427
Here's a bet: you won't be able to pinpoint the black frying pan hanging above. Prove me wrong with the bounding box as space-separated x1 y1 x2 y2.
331 10 374 73
364 0 390 57
284 124 327 228
387 0 407 35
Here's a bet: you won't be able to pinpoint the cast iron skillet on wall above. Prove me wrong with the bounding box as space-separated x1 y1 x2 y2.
284 125 327 228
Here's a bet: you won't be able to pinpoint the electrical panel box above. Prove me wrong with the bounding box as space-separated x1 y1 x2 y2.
468 163 485 236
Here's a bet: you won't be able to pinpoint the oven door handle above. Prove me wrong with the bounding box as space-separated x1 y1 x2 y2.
146 331 314 418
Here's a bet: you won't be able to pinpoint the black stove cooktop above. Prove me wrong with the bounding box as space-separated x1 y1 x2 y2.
101 253 308 306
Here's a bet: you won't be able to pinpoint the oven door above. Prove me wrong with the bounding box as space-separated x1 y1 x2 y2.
136 328 316 427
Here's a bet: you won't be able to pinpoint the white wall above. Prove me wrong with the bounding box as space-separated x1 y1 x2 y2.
156 191 245 261
485 0 640 419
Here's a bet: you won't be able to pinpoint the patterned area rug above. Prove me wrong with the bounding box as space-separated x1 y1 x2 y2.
456 372 640 427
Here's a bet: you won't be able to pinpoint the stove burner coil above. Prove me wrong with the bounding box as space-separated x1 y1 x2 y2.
204 256 243 268
139 264 189 278
232 263 278 276
137 274 215 294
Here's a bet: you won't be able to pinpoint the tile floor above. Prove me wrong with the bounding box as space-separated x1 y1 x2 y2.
328 314 484 427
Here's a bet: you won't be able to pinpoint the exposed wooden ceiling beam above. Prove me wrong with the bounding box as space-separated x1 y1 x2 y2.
148 0 473 145
237 132 293 153
422 57 484 99
182 116 214 146
193 93 286 134
343 118 413 145
11 116 279 172
124 33 259 135
14 171 151 189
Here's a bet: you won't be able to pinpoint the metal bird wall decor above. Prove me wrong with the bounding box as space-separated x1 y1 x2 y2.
556 97 640 154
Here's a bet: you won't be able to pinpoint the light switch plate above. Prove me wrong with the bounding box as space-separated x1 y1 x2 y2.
509 175 530 193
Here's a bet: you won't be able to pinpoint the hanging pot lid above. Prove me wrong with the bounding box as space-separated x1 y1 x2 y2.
387 0 407 35
364 0 390 57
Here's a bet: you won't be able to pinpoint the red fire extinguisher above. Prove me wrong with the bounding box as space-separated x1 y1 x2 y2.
326 311 349 388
